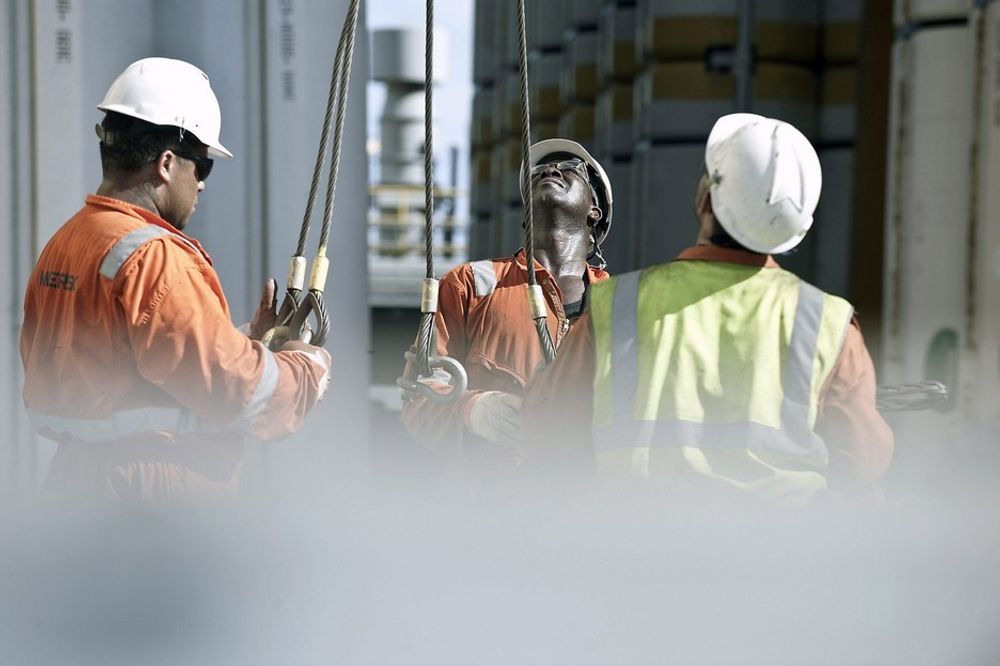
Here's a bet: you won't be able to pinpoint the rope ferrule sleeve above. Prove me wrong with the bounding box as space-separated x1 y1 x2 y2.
287 257 307 291
421 278 440 314
527 284 547 320
308 256 330 293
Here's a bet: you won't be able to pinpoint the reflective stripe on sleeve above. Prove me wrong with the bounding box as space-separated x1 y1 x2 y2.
99 226 172 279
27 405 203 442
470 260 498 297
242 343 280 421
27 347 281 442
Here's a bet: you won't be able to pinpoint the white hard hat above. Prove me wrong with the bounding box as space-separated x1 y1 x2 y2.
519 138 614 251
705 113 821 254
98 57 233 158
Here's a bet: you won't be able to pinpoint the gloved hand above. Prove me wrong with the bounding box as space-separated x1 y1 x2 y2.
248 278 278 341
467 391 523 448
281 340 331 400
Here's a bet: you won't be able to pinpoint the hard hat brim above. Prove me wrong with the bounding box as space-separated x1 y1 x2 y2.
97 102 234 159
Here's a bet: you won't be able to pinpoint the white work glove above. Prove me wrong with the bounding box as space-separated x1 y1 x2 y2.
467 391 523 448
281 340 331 401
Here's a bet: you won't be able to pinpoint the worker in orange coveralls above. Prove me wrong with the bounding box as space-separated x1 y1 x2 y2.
401 139 613 468
522 114 894 507
20 58 331 502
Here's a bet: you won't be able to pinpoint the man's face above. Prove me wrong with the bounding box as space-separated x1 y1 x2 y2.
529 155 597 222
162 145 209 231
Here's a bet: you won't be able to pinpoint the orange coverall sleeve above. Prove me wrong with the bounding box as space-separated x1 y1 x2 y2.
400 267 486 460
115 237 329 440
815 318 895 492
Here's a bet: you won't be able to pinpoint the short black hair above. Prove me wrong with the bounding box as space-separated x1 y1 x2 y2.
98 111 204 174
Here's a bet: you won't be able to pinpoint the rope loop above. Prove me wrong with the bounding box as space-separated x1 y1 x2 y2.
397 351 469 404
288 290 330 348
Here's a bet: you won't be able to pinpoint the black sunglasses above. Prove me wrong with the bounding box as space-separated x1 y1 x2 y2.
171 149 214 182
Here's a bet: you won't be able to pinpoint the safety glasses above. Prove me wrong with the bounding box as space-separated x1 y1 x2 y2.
530 158 589 182
171 149 214 182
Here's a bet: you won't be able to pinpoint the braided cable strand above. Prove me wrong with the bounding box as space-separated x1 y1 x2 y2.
516 0 535 288
424 0 435 282
275 288 303 327
295 33 341 258
318 0 360 255
414 0 436 379
876 381 949 412
396 0 468 401
294 0 358 349
516 0 556 365
415 313 435 378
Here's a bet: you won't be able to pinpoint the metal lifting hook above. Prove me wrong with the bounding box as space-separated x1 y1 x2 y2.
262 0 359 351
397 351 469 404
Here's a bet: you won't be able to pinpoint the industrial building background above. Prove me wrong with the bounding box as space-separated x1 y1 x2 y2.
2 0 1000 664
4 0 995 501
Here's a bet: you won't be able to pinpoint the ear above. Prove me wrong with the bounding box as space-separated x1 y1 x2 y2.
154 150 176 184
588 204 602 226
696 181 713 217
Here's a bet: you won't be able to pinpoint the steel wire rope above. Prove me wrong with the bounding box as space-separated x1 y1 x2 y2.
265 0 359 349
413 0 438 379
395 0 468 403
516 0 557 366
272 8 350 331
291 0 361 347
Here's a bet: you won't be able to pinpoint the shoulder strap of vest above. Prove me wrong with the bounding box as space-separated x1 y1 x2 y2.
469 259 498 297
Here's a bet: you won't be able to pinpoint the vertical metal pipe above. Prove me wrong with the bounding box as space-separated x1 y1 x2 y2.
735 0 755 111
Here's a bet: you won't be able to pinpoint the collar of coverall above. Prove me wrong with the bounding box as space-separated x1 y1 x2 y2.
86 194 213 265
510 248 610 282
677 245 780 268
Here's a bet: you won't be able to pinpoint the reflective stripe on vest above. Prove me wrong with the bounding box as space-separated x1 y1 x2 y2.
592 262 853 465
28 344 281 442
470 260 498 297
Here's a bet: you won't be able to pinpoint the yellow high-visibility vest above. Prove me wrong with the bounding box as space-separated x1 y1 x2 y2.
589 259 854 503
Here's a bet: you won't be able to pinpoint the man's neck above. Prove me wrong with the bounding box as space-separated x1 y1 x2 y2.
695 214 718 246
531 220 590 304
96 178 161 219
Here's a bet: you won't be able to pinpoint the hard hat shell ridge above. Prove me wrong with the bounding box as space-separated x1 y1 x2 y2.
705 113 821 254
